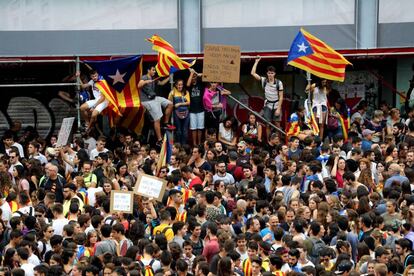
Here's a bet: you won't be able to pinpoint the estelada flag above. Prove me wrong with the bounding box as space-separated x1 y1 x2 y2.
156 133 173 175
287 28 352 82
147 35 195 77
84 56 145 134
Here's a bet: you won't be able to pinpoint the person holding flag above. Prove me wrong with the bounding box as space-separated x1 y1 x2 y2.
286 107 313 141
138 66 174 147
79 70 109 131
305 80 329 139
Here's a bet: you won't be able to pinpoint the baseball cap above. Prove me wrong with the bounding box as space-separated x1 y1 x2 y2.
46 147 56 156
362 129 375 137
334 260 353 275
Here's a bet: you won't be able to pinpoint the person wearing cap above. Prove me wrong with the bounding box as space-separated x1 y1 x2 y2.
62 183 84 217
334 260 353 275
384 163 409 189
361 129 375 152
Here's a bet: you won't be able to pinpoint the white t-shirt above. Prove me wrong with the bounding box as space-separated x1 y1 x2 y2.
261 77 283 107
140 258 161 272
87 187 103 207
0 200 11 225
21 263 35 276
52 218 69 236
12 206 35 217
219 123 234 143
28 253 41 266
5 142 25 158
89 148 109 160
31 153 48 165
84 137 97 155
88 79 102 100
213 173 235 185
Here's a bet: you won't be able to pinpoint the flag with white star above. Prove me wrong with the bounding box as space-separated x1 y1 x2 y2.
84 56 145 134
287 28 352 82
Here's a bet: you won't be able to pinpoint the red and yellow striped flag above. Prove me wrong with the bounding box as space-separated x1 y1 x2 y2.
147 35 194 77
287 28 352 82
85 56 145 134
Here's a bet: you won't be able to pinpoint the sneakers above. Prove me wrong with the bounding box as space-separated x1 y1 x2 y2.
162 123 176 130
156 139 163 147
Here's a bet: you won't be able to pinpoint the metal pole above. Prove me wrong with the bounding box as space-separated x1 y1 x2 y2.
0 59 77 63
0 83 77 88
169 73 175 143
227 94 286 136
75 56 82 131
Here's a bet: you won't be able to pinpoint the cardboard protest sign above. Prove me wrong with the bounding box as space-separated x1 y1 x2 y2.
202 44 241 83
134 173 167 202
110 190 134 214
56 117 75 147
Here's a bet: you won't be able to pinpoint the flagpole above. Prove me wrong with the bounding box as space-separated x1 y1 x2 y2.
75 56 82 133
169 73 175 144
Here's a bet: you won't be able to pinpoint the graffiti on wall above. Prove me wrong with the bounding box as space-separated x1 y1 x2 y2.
0 96 77 139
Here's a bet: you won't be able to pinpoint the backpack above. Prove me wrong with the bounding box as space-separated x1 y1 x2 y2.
104 216 116 226
154 226 172 236
138 259 155 276
308 237 325 264
39 239 47 259
261 78 281 103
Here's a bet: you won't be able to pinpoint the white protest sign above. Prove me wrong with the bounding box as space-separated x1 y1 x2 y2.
134 173 167 202
110 190 134 214
56 117 75 147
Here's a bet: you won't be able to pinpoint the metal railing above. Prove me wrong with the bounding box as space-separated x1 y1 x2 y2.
227 94 286 135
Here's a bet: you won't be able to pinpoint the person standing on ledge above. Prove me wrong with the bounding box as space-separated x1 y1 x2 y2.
138 66 174 147
251 56 284 140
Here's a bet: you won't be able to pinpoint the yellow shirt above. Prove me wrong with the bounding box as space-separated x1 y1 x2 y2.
152 223 174 242
63 195 84 217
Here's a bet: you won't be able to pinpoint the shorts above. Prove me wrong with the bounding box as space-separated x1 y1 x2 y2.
263 105 281 122
86 99 109 113
312 105 328 113
189 112 205 130
141 96 172 121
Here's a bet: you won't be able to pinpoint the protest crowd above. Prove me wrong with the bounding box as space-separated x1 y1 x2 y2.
2 56 414 276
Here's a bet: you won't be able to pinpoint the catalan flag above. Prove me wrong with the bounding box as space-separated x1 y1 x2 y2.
84 56 145 134
147 35 194 77
156 132 173 175
287 28 351 82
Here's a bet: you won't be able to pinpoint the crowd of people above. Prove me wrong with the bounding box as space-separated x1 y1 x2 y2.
0 60 414 276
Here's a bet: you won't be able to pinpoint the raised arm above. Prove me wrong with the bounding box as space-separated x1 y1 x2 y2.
331 156 339 178
158 75 171 86
251 57 261 81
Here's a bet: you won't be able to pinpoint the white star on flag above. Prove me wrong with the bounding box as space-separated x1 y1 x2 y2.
297 42 308 53
109 69 127 85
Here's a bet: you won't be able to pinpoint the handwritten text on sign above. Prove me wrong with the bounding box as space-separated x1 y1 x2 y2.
202 44 241 83
110 191 133 214
135 174 167 201
56 117 75 147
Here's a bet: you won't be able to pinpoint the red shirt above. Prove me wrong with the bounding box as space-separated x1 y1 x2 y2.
202 237 219 263
189 176 203 189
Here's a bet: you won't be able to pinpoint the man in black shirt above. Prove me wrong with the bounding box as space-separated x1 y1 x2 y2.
187 69 205 146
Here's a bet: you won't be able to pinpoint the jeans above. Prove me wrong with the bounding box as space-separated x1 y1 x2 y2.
174 113 190 145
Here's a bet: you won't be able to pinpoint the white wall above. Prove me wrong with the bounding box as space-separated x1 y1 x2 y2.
0 0 177 31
